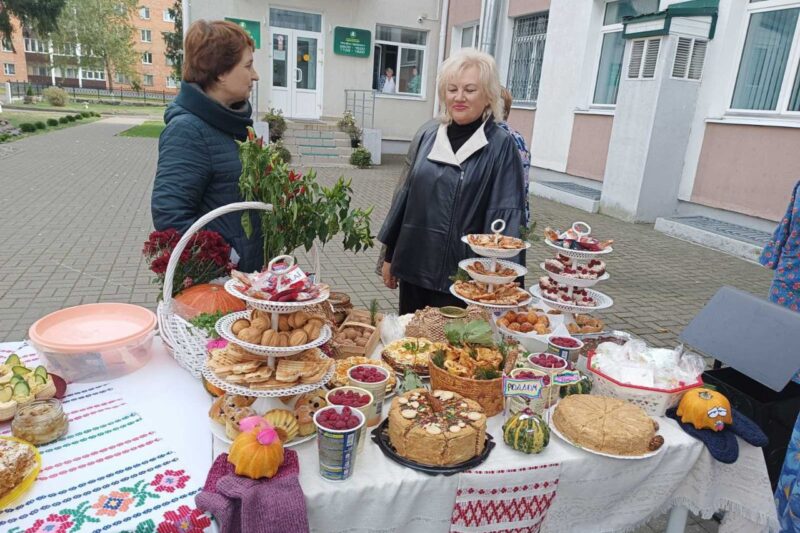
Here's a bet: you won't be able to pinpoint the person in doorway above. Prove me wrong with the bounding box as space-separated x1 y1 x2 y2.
380 67 396 94
761 181 800 530
378 49 526 314
151 20 264 272
407 66 421 94
498 87 531 227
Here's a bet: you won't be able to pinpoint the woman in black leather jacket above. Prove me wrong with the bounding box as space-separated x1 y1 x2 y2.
378 49 527 314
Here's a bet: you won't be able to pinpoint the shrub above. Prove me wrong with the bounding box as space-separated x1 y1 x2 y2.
263 108 286 142
72 114 82 120
47 118 58 127
269 140 291 164
350 147 371 168
58 116 69 124
0 133 9 142
66 115 76 122
23 86 34 104
42 86 69 107
19 123 36 133
337 111 357 132
34 121 46 130
92 111 101 117
80 111 91 118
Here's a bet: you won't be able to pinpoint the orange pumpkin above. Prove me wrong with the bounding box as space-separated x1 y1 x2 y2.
228 422 285 479
202 376 225 398
173 284 246 319
676 388 733 432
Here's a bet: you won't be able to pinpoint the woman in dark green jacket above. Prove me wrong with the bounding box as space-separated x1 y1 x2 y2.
151 20 263 272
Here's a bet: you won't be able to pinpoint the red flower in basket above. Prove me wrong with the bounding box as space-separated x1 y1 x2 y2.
157 505 211 533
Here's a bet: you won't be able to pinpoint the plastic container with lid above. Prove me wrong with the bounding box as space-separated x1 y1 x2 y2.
12 399 69 445
29 303 156 383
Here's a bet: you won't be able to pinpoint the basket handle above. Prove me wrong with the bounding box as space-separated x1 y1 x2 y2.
162 201 273 303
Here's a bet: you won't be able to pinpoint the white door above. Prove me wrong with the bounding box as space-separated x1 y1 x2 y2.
270 27 322 119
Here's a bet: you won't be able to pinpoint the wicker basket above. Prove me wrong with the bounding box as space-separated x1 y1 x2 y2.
405 306 489 343
157 202 274 378
586 353 703 416
427 348 519 417
330 321 381 360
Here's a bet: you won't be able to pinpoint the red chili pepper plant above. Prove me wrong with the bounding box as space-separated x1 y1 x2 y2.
237 126 374 263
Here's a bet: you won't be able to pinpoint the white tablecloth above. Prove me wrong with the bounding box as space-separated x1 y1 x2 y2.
33 338 780 533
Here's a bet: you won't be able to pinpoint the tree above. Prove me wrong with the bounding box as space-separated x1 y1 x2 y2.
0 0 66 47
50 0 139 90
162 0 183 82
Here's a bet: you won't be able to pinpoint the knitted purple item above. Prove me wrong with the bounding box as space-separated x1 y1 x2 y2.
196 451 309 533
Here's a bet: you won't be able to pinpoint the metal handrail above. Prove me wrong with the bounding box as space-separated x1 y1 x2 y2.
344 89 375 129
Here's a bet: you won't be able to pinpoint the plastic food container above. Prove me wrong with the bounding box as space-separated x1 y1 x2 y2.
29 303 157 383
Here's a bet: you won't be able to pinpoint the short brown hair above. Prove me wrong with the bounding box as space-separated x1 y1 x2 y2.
501 87 513 121
182 20 254 89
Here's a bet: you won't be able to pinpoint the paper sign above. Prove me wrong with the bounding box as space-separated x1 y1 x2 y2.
553 370 582 386
503 376 544 399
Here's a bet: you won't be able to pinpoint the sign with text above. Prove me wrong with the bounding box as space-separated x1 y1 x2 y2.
333 27 371 58
503 376 544 399
225 17 261 49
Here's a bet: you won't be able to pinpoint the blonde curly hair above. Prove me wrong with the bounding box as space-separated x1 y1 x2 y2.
437 49 504 124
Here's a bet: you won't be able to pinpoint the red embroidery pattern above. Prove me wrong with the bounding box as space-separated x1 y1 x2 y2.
451 491 558 530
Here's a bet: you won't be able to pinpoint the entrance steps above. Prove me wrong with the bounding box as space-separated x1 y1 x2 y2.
283 119 354 167
655 215 771 264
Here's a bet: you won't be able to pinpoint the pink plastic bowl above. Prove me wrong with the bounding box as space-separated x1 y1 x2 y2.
29 303 156 383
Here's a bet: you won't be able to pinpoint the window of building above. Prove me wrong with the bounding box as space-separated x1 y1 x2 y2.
115 72 130 84
269 8 322 32
64 68 79 79
730 3 800 112
27 64 49 77
83 70 105 80
140 7 150 20
372 25 427 97
163 9 175 23
54 43 75 56
141 29 152 43
143 74 154 86
460 23 480 49
2 38 12 52
507 13 548 105
142 51 153 64
166 76 178 88
3 63 15 76
593 0 659 105
24 38 48 54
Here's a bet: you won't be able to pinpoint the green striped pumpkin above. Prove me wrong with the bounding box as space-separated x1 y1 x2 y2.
559 375 592 398
502 409 550 454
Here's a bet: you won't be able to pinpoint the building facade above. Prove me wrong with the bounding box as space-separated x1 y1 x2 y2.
445 0 799 227
185 0 443 144
0 0 179 94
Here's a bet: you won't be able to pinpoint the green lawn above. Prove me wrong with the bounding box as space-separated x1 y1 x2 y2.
0 110 99 142
119 121 166 138
22 101 166 117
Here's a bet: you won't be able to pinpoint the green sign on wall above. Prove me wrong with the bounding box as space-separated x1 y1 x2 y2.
225 17 261 49
333 27 371 58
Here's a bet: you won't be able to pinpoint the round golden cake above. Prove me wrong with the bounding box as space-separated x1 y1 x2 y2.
387 388 487 466
552 395 663 456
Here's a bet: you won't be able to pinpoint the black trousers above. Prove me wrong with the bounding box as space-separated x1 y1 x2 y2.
399 281 466 315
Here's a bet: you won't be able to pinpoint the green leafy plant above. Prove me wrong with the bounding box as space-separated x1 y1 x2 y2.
238 127 374 263
449 268 471 283
42 86 69 106
34 121 46 130
80 111 91 118
262 108 286 142
475 367 502 380
369 299 379 326
269 139 291 163
19 123 36 132
402 368 427 392
444 320 495 348
92 111 101 117
188 311 224 339
431 349 446 370
47 118 59 127
58 116 69 124
0 133 10 142
337 110 356 132
72 114 82 120
24 86 34 104
350 147 371 168
66 115 75 122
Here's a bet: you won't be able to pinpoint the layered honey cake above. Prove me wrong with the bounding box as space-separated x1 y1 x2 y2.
0 438 37 500
387 388 487 466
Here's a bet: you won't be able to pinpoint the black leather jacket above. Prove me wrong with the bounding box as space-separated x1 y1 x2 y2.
378 118 526 292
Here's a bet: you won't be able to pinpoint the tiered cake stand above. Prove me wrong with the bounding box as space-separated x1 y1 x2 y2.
530 227 614 324
201 257 335 398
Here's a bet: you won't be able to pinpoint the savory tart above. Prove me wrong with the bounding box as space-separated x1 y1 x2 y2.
0 438 38 501
387 389 487 466
552 395 663 456
381 338 446 376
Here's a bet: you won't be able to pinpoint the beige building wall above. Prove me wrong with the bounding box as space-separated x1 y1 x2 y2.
565 114 613 182
189 0 440 141
506 108 534 147
508 0 550 17
444 0 481 56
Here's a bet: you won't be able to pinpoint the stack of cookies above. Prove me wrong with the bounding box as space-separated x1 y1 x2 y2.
206 345 333 391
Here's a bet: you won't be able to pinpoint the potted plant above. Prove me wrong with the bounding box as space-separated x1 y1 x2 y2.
350 147 371 168
263 108 287 142
238 128 374 262
338 111 361 148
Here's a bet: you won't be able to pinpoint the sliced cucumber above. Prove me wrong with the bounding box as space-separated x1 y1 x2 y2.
12 366 31 376
9 375 24 387
0 386 12 403
4 354 20 366
33 366 48 379
13 381 30 398
33 374 47 385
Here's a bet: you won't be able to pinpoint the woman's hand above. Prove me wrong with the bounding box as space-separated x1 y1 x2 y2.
382 261 397 289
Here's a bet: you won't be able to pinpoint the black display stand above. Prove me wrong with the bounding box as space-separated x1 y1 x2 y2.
680 286 800 488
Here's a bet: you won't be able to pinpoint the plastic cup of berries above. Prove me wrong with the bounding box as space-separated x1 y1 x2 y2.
546 335 584 362
326 386 374 453
347 365 389 427
527 352 569 377
507 367 552 415
313 405 366 482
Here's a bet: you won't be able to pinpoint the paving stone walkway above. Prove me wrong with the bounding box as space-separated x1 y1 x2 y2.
0 117 776 531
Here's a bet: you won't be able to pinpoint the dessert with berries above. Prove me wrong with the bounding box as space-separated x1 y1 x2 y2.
387 389 487 466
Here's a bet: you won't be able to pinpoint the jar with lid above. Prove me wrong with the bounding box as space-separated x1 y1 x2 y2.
12 399 69 445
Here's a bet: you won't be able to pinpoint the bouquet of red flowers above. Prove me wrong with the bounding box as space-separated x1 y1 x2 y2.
142 228 235 297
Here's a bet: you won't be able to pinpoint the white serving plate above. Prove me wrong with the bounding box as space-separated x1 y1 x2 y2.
450 284 533 311
530 286 614 314
224 279 330 313
544 239 613 260
202 363 334 398
460 258 527 285
461 235 531 259
215 311 331 357
209 419 316 447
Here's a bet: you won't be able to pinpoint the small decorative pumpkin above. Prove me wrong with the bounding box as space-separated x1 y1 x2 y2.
502 408 550 454
228 417 285 479
676 388 732 432
174 283 246 319
559 375 592 398
202 376 225 398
